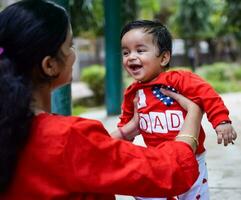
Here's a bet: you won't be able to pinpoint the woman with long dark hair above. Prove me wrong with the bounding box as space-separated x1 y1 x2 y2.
0 0 201 199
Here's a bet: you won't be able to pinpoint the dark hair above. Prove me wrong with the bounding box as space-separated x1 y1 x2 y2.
120 20 172 65
0 0 69 192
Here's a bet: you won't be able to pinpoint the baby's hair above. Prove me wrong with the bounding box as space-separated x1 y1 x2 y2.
0 0 69 192
121 20 172 60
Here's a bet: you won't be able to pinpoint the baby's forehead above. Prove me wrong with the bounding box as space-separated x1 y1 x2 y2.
123 28 155 40
130 27 153 34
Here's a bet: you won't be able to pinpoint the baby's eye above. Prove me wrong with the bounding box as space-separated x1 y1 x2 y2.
122 50 129 56
137 49 146 53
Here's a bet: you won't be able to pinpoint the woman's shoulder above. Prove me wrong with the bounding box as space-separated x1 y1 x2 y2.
27 113 109 157
32 113 107 139
34 112 102 125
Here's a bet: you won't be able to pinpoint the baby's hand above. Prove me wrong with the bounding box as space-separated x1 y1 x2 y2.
215 123 237 146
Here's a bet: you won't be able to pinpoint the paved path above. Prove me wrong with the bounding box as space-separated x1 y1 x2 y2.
71 82 93 102
80 92 241 200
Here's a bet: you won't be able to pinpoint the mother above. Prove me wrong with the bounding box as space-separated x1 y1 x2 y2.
0 0 201 199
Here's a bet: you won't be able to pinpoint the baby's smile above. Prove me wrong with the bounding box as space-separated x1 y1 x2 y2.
128 64 142 72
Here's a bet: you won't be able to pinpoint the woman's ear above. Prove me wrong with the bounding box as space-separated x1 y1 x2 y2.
160 51 171 66
41 56 60 77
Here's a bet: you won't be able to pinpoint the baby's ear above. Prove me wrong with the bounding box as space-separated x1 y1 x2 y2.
41 56 60 77
160 51 171 66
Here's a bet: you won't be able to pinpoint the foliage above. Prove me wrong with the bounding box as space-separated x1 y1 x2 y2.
208 0 226 37
68 0 241 44
234 67 241 80
173 63 241 93
196 62 241 93
206 81 241 93
172 0 214 40
223 0 241 44
72 105 87 116
69 0 103 37
121 0 138 25
80 65 105 105
196 63 231 81
154 0 177 25
137 0 161 19
69 0 138 37
68 0 176 37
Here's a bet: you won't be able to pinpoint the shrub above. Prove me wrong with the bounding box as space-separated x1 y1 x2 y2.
234 67 241 80
196 62 231 81
80 65 105 105
207 81 241 94
196 62 241 93
72 105 87 116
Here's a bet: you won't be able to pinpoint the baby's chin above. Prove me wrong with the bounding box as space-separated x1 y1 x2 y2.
127 71 153 83
134 77 151 83
135 75 160 83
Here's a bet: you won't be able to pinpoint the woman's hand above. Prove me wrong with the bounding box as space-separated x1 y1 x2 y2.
160 88 200 112
161 88 203 152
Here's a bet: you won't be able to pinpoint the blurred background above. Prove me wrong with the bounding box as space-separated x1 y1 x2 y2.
1 0 241 114
1 1 241 199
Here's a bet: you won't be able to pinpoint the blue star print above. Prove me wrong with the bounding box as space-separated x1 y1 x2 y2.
152 85 178 106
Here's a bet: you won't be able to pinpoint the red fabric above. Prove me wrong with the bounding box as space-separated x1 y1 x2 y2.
118 70 230 154
1 113 198 200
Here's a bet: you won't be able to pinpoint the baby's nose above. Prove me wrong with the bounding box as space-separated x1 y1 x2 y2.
129 52 138 60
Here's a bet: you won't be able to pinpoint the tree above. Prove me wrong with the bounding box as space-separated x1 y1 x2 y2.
137 0 161 19
172 0 214 70
224 0 241 44
121 0 138 25
223 0 241 61
69 0 103 37
154 0 177 25
69 0 139 63
69 0 139 37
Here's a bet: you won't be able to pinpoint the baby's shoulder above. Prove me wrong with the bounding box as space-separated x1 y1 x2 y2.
165 69 193 76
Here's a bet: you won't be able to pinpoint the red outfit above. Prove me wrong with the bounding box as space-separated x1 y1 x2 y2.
118 70 230 154
1 113 198 200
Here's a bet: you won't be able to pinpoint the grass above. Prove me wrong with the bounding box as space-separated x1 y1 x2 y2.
72 105 88 116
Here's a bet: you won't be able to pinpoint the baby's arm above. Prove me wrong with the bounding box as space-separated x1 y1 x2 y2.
113 85 138 140
170 71 237 146
111 117 139 141
112 93 139 141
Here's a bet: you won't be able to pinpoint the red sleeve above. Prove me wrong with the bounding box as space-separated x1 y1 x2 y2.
64 118 199 197
166 71 230 128
117 84 136 127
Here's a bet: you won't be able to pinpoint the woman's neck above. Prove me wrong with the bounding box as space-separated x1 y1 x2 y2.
31 85 52 115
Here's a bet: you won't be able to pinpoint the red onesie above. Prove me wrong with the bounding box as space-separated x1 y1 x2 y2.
1 112 198 200
118 70 231 154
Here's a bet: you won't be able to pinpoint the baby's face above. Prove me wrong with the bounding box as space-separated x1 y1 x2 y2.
121 28 165 83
